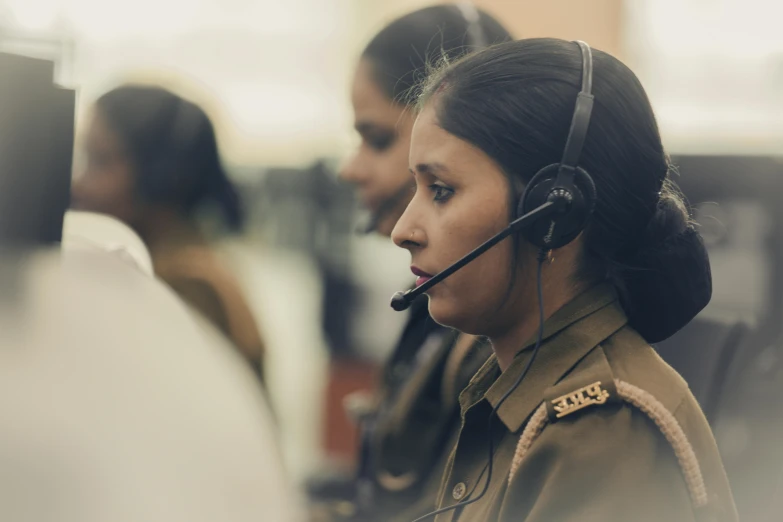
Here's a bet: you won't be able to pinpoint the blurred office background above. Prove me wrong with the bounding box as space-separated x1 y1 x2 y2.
1 0 781 518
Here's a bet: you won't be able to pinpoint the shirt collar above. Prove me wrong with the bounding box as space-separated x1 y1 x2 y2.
460 283 629 432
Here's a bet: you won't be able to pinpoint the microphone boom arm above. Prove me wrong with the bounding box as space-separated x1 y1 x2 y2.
390 199 564 311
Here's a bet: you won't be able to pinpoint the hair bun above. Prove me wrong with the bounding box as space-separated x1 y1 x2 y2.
642 192 690 248
618 196 712 344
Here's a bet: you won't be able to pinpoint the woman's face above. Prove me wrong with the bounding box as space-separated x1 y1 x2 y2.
392 103 539 335
71 109 140 227
340 58 415 237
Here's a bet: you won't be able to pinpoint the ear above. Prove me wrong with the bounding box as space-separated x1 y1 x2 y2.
547 231 586 271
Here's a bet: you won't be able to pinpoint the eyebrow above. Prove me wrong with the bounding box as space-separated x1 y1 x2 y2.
412 162 450 177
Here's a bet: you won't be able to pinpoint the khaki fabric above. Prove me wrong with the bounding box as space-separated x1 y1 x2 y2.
432 284 737 522
153 243 265 379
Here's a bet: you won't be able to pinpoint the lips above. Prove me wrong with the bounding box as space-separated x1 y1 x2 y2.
411 265 434 288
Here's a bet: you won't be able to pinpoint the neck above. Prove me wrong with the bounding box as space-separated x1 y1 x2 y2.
489 276 580 373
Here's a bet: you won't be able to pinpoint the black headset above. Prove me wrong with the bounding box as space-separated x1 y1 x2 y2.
518 40 597 250
392 40 598 312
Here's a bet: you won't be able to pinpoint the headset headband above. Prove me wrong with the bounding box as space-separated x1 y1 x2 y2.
456 2 488 49
558 41 594 172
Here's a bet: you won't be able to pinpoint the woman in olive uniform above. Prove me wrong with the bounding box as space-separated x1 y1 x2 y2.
331 5 511 521
391 39 737 521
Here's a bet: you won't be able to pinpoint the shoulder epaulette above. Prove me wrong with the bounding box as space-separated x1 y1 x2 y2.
509 378 709 512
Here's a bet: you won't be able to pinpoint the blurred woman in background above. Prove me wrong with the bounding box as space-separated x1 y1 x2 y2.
326 4 512 521
72 85 265 381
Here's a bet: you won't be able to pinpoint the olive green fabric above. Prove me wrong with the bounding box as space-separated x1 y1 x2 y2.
432 284 737 522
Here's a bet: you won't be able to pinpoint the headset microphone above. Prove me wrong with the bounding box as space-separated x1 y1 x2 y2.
390 198 565 311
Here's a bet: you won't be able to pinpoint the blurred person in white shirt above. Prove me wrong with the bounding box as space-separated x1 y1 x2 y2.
0 213 302 522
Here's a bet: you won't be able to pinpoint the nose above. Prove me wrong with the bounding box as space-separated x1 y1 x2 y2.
338 151 367 185
391 196 425 251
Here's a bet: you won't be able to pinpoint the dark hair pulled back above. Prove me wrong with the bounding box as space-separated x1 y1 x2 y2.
361 4 512 105
420 38 711 343
96 85 243 232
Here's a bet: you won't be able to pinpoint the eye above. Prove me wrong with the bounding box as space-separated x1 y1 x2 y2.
429 183 454 203
364 132 395 152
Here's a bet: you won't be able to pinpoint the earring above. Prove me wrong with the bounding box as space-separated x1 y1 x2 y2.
547 251 555 264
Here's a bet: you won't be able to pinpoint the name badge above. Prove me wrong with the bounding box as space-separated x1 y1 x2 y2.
550 381 610 419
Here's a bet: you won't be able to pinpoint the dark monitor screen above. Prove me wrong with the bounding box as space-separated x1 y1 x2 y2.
0 52 74 246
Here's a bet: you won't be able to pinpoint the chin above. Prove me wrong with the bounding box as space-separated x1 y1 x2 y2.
427 294 477 334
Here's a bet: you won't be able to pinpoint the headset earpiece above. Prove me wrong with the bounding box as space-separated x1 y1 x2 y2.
518 164 596 249
513 40 598 251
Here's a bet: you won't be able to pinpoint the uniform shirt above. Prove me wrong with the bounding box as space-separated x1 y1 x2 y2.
434 284 738 522
351 294 493 522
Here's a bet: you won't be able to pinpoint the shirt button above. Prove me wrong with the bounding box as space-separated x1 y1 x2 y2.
452 482 467 500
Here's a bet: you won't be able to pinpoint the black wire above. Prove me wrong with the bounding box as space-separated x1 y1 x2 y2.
411 249 548 522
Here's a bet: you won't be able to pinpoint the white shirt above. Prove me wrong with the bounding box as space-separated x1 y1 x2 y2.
0 240 302 522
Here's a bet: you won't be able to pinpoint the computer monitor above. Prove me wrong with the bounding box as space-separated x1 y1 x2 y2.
0 52 75 245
